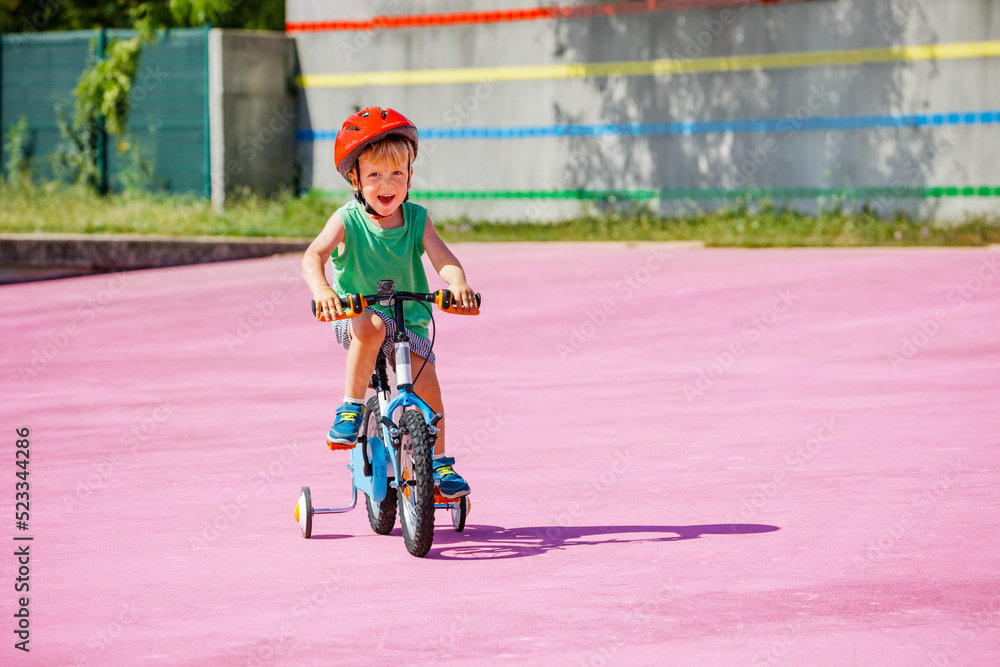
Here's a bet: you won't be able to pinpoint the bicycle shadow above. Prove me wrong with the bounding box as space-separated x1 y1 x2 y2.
426 523 781 560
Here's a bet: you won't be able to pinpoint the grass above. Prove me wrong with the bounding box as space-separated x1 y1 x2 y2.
437 206 1000 247
1 180 998 247
0 181 332 238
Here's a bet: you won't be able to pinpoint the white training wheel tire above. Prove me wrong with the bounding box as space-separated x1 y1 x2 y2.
295 486 313 538
451 495 469 532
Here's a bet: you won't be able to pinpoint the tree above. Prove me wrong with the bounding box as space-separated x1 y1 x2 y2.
0 0 284 34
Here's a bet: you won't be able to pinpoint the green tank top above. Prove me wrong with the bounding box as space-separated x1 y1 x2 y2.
330 199 431 338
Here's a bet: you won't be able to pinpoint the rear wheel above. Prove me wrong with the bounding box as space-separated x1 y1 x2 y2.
362 396 397 534
397 410 435 557
451 495 469 532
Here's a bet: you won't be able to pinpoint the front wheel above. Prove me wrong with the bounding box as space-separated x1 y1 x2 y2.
397 410 435 556
362 396 397 534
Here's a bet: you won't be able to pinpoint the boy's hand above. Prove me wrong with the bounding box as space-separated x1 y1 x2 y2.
313 287 343 321
448 282 478 312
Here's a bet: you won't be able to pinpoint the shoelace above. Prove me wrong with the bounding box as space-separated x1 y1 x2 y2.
337 412 360 424
435 465 456 478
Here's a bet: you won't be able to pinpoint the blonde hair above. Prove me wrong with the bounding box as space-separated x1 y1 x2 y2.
357 135 414 172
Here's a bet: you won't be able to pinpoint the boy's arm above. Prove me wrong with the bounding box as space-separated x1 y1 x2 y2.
422 215 477 310
302 211 347 317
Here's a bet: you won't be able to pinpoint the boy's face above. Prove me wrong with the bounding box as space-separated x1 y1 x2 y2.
352 154 411 218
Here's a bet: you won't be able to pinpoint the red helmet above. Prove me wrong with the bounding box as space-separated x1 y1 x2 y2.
334 106 419 181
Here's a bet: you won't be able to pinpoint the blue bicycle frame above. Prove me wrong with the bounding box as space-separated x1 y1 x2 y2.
312 282 441 516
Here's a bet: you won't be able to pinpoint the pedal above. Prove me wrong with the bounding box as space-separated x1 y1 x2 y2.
434 489 469 504
326 440 356 451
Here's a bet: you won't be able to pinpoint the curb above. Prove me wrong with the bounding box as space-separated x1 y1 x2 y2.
0 233 310 284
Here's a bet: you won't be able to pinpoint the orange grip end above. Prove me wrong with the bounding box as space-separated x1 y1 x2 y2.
434 290 480 316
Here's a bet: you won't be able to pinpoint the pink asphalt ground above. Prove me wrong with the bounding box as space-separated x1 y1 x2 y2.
2 243 999 666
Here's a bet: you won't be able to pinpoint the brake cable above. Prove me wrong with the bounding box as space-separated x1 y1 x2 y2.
412 301 435 385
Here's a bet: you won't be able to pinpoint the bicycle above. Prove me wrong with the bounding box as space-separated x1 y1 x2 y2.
294 279 480 557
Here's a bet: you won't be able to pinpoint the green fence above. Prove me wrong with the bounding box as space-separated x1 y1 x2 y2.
1 27 209 196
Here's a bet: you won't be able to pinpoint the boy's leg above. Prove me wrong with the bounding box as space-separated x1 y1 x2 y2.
411 351 445 455
328 314 386 448
344 313 386 397
412 352 470 499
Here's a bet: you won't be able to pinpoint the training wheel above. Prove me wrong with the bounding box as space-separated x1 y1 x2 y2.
451 495 469 532
295 486 313 538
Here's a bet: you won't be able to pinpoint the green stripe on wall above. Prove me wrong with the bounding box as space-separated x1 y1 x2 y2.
317 187 1000 201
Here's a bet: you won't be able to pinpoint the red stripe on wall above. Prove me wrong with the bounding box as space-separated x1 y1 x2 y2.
286 0 823 34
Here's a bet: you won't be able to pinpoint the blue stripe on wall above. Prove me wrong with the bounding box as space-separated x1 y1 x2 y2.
297 110 999 142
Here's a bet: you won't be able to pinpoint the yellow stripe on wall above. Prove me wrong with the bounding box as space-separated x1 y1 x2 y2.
299 40 1000 88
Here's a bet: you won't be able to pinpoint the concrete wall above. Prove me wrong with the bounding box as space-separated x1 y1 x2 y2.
289 0 1000 222
0 233 308 284
209 30 298 209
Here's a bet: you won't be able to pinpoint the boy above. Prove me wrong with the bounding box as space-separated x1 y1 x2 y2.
301 106 477 498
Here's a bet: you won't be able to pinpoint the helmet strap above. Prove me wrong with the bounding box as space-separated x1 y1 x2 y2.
353 164 383 219
402 157 412 205
353 189 383 219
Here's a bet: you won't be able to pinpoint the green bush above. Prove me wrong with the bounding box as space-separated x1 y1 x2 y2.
3 116 32 186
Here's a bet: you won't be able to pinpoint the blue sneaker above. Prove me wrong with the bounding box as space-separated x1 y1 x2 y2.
327 402 364 450
433 456 470 499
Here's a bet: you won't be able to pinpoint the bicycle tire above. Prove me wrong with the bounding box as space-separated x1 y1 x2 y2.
451 495 469 533
296 486 313 538
363 396 397 534
397 409 435 556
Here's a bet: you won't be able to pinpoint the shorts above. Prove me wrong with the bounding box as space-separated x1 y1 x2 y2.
333 307 436 365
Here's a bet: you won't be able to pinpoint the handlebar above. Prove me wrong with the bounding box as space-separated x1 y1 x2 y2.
312 289 481 322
